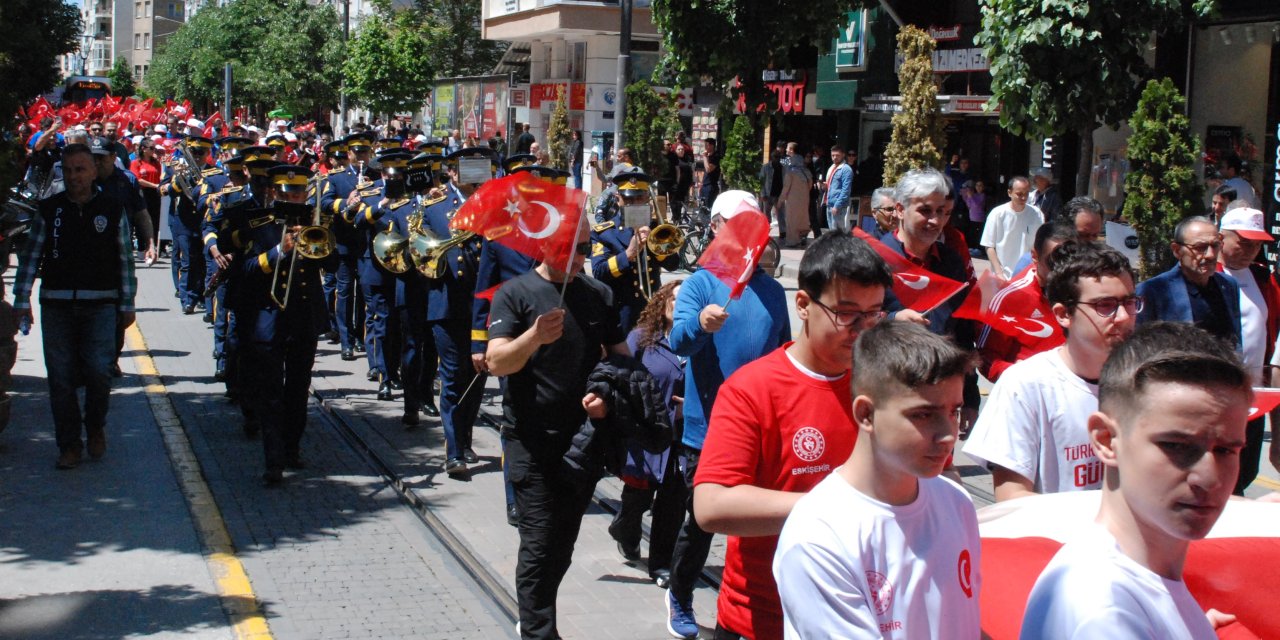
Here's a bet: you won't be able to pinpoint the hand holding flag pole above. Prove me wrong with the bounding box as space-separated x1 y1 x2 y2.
696 200 772 313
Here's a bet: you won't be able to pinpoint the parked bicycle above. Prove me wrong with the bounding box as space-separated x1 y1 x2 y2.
676 204 783 277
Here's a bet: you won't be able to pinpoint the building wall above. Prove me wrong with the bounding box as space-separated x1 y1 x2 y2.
1190 25 1273 175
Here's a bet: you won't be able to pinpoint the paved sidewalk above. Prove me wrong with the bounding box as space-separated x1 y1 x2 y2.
0 292 231 639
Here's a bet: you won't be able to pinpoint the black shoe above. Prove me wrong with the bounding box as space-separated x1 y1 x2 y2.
109 362 123 378
388 378 403 391
196 301 207 312
284 456 306 470
243 420 260 439
214 359 227 382
421 399 439 417
377 381 394 401
367 369 378 382
462 448 478 464
445 458 468 477
402 411 420 428
202 311 214 324
616 540 641 562
652 569 672 589
325 330 340 344
354 342 366 353
506 504 520 527
341 348 356 361
182 305 195 315
262 469 284 486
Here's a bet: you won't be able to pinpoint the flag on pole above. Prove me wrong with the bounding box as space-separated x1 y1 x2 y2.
696 200 772 300
852 228 967 313
450 172 587 271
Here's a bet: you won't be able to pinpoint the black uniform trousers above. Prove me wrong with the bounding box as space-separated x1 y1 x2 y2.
397 294 439 415
432 318 483 461
241 303 317 471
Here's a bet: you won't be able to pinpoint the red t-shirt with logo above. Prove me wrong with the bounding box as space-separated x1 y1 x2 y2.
694 344 857 639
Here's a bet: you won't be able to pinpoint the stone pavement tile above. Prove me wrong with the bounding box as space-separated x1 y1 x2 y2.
0 276 231 639
128 263 509 639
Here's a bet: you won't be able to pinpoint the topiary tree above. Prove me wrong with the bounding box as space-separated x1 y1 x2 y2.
721 115 761 193
108 56 136 98
882 25 945 186
623 80 676 177
1122 78 1203 280
545 86 572 171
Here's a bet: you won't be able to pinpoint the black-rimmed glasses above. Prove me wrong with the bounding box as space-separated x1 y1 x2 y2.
810 297 886 328
1076 295 1144 318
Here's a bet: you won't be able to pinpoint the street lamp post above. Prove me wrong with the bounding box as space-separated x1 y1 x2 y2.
338 0 349 136
612 0 632 153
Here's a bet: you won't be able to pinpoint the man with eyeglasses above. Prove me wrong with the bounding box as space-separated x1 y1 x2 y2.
1137 216 1241 349
687 231 891 640
966 241 1139 501
1217 208 1280 493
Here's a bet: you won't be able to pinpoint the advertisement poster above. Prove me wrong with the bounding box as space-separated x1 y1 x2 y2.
457 81 482 140
433 83 455 137
481 82 508 141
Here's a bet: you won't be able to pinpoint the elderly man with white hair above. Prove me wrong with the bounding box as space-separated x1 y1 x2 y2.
661 190 792 639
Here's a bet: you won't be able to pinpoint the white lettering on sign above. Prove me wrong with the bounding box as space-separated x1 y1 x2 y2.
933 48 989 73
928 24 962 41
761 69 799 82
1273 121 1280 206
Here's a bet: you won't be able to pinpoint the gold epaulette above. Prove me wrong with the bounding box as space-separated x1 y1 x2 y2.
358 186 382 197
593 221 615 233
201 167 223 177
423 193 448 207
249 215 276 228
389 198 412 209
218 185 243 196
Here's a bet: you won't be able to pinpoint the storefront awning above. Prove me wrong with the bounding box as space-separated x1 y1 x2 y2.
861 93 1000 116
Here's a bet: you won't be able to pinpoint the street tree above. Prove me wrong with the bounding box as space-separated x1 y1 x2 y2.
0 0 80 197
147 0 343 117
411 0 507 78
882 25 945 186
343 11 437 117
546 87 572 171
977 0 1216 193
108 57 136 98
722 116 761 194
652 0 872 107
623 80 679 178
1123 78 1202 279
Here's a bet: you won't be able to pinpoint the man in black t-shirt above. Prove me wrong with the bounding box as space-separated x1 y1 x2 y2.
486 230 628 640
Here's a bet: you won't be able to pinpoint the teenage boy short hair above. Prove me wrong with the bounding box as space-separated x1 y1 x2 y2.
797 232 892 300
1098 322 1249 425
853 322 977 402
1043 241 1136 308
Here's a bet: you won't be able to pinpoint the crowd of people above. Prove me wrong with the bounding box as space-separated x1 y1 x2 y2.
6 105 1279 640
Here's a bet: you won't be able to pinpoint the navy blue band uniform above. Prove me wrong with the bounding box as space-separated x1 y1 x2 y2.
161 135 216 312
589 170 678 331
350 152 407 400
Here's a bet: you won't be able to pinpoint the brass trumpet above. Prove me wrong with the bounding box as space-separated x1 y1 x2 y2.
409 222 476 279
635 186 684 300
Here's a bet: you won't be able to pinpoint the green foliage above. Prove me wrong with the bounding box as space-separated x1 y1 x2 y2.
722 116 761 194
882 26 945 186
147 0 344 116
412 0 508 77
343 11 438 116
976 0 1215 141
0 0 80 200
546 87 572 171
1122 79 1203 280
652 0 873 108
623 81 680 178
108 57 136 98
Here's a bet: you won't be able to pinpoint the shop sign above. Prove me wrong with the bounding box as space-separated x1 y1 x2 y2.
530 82 586 110
933 48 989 73
835 10 868 70
735 71 807 115
510 87 528 107
948 96 997 114
928 24 963 42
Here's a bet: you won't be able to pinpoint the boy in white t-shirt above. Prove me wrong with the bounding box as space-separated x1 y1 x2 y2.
774 321 981 639
966 242 1138 501
1021 322 1250 639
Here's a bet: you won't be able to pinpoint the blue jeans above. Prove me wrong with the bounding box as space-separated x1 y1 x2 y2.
41 301 117 452
826 203 850 233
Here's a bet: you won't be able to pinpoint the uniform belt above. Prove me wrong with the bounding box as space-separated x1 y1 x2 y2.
41 289 119 302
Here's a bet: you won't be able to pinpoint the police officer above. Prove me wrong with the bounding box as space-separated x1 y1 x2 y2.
238 164 328 485
348 151 407 401
161 135 217 314
590 170 678 331
318 137 363 358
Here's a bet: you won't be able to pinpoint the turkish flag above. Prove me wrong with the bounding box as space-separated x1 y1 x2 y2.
852 228 967 313
1247 388 1280 421
30 96 51 119
697 203 771 299
450 172 587 270
955 270 1065 350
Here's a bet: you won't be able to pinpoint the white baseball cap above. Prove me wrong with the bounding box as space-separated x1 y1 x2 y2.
710 190 762 220
284 132 298 143
186 117 204 129
154 123 168 132
1220 207 1273 241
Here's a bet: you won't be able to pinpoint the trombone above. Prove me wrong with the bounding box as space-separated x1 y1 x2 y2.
636 184 683 300
269 175 335 309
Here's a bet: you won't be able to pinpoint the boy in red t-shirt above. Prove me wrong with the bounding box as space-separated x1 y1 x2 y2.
688 231 893 640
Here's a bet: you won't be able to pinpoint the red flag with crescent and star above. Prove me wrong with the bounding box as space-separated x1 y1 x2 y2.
697 203 772 300
450 172 587 271
954 270 1065 350
852 228 967 313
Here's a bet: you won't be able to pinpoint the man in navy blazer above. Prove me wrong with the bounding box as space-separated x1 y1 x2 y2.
1136 216 1242 349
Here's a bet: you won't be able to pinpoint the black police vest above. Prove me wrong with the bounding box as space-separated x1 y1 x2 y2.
38 191 123 295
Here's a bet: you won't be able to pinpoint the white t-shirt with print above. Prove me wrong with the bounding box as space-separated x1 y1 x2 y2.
980 201 1043 279
964 348 1102 493
1020 525 1216 640
774 472 981 640
1226 266 1267 385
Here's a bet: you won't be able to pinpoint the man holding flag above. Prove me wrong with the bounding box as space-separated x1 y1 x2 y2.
661 191 790 640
